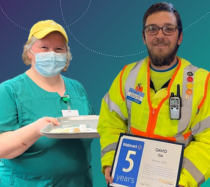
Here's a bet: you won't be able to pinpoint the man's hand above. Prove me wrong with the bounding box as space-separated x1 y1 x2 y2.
179 186 185 187
105 166 113 184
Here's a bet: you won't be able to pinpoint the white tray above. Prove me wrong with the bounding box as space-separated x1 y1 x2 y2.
41 115 100 139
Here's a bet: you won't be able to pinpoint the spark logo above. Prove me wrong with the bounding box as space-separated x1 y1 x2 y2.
138 145 142 150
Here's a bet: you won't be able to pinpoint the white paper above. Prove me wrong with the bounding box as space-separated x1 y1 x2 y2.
111 135 183 187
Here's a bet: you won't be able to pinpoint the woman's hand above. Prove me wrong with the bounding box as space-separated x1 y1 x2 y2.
32 117 60 136
105 166 113 185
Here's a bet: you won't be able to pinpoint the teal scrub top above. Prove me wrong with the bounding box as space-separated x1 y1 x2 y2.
0 73 94 187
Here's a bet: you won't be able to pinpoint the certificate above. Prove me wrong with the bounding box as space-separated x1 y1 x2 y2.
109 134 184 187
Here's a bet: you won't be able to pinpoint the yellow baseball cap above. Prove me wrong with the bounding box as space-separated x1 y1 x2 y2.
28 20 68 43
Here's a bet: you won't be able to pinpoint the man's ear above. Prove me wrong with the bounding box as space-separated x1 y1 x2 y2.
142 32 146 44
178 32 183 45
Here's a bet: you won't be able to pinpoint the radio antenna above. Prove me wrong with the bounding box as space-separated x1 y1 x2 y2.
177 84 182 106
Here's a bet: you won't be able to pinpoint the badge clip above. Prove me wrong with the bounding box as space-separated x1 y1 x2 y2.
136 83 143 92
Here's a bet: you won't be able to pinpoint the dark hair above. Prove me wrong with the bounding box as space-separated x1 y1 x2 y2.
142 2 182 38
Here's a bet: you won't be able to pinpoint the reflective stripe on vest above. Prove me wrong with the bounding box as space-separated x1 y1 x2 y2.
178 65 198 133
124 59 201 145
182 157 205 185
191 116 210 136
104 92 127 121
101 93 127 158
125 59 144 133
101 142 118 158
175 133 193 146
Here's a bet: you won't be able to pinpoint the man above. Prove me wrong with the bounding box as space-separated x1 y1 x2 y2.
97 2 210 187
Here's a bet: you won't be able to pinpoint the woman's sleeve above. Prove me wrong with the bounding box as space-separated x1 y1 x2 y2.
0 83 19 133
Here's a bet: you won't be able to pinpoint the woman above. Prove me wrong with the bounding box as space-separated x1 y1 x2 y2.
0 20 94 187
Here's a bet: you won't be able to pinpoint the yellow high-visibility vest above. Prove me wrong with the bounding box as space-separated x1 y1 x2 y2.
97 56 210 187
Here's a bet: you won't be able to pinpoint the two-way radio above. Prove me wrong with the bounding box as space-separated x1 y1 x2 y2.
169 84 182 120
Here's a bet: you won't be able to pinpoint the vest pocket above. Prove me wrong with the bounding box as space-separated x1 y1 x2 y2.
14 175 53 187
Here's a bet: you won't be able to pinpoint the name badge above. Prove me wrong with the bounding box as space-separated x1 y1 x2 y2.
126 88 144 104
62 110 79 117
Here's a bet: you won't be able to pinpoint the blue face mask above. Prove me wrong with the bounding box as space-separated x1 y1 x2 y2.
31 50 67 77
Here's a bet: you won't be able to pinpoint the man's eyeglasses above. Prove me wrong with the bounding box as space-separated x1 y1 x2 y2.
144 25 179 36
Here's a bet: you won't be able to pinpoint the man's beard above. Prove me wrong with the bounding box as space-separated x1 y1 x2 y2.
147 38 179 67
